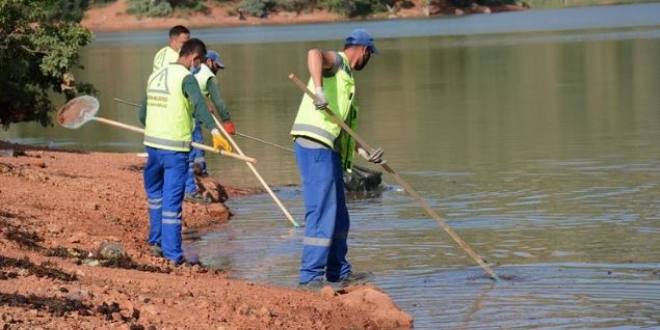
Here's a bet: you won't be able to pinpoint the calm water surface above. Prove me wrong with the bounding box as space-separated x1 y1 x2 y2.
3 3 660 329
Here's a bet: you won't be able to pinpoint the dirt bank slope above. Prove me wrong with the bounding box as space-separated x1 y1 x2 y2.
0 141 412 329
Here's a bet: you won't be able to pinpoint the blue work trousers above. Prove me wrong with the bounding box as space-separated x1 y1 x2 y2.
185 122 208 194
294 142 351 284
144 146 188 262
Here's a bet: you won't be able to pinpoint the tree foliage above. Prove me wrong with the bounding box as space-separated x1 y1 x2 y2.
238 0 274 17
127 0 173 17
423 0 516 6
317 0 389 17
127 0 207 17
237 0 396 18
0 0 94 128
129 0 518 18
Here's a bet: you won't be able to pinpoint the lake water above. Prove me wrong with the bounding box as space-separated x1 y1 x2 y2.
3 3 660 329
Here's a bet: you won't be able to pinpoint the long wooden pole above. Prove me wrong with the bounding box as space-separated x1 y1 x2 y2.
117 98 295 154
288 73 499 281
114 97 297 226
92 117 256 163
210 114 300 227
236 132 295 153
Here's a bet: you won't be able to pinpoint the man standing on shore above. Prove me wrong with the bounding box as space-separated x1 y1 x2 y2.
290 29 385 288
184 50 236 204
139 38 228 264
153 25 190 72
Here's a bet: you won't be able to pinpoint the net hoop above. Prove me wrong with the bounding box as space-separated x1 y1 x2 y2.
56 95 100 129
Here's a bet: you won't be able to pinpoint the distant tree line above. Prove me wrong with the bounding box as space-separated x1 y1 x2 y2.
124 0 518 18
127 0 207 17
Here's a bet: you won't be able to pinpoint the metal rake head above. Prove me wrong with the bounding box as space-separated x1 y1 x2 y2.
56 95 100 129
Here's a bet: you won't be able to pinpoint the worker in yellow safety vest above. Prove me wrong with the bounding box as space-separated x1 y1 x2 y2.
138 38 229 265
153 25 190 73
290 29 385 289
184 50 236 204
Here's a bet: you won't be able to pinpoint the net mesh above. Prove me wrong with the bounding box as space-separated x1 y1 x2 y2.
56 95 99 129
344 165 382 193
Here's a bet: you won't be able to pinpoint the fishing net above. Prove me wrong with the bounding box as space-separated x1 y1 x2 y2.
344 164 382 193
56 95 99 129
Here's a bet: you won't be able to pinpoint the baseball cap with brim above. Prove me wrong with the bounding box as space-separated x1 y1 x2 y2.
344 29 378 54
205 50 225 69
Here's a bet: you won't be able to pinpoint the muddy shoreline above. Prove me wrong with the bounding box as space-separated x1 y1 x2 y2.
0 141 412 329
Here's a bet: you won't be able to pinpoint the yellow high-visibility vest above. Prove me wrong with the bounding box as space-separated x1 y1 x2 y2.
153 46 179 72
144 63 194 152
290 52 359 170
194 63 215 97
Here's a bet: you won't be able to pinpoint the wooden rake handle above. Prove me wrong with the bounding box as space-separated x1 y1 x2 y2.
210 114 300 227
288 73 499 281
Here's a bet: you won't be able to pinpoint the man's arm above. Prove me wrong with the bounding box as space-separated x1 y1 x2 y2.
307 49 340 88
307 50 342 109
206 77 231 122
184 75 232 152
138 96 147 126
182 75 218 131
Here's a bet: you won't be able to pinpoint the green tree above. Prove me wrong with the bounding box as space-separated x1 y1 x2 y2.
127 0 173 17
317 0 389 17
0 0 94 128
238 0 274 17
127 0 207 17
423 0 516 6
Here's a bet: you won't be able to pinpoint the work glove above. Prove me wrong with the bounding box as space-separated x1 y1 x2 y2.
211 128 232 152
357 147 386 165
222 121 236 135
313 86 328 110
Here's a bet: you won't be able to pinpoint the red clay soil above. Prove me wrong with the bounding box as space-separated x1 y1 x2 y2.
81 0 528 33
0 141 413 329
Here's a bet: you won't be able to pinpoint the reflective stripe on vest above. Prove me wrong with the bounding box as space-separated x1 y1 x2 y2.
143 135 191 150
291 123 336 144
144 64 194 152
194 63 215 97
290 52 358 169
153 46 179 73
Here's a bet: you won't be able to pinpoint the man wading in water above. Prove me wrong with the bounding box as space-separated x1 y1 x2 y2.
291 29 385 289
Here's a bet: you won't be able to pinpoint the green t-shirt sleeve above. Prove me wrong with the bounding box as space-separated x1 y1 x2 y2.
182 74 217 130
206 77 231 122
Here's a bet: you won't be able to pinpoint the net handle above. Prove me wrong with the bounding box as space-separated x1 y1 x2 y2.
92 117 256 163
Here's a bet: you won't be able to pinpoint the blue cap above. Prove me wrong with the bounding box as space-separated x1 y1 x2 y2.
205 50 225 69
344 29 378 54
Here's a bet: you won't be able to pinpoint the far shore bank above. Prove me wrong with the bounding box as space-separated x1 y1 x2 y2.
82 0 528 33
